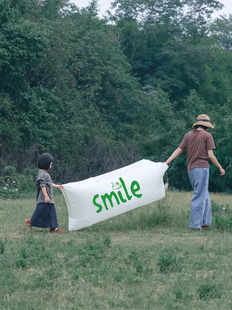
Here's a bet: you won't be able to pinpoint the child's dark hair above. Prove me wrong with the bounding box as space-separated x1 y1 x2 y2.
194 125 208 130
38 153 54 170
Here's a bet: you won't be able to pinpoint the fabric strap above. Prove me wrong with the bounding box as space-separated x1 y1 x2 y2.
197 119 210 122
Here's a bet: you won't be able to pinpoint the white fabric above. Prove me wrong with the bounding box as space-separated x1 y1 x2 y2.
61 159 168 231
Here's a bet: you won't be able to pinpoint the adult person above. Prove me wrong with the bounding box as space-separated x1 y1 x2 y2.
164 114 225 230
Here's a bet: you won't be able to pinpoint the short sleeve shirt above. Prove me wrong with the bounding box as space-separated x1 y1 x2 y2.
36 170 54 203
179 130 216 171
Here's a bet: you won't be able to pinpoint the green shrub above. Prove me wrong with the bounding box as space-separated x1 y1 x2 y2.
211 200 231 215
214 214 232 232
211 200 232 232
0 165 37 199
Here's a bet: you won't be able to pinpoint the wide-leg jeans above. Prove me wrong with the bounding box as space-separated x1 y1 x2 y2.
188 167 211 230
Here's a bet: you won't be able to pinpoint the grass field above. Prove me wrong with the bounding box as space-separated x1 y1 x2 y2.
1 191 232 310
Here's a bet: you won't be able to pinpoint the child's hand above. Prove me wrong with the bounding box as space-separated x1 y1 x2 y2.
45 195 50 203
52 183 63 190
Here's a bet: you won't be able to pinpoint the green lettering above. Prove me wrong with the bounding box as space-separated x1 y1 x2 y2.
119 177 132 201
131 181 142 198
101 192 120 210
117 191 127 203
93 194 103 213
93 179 143 213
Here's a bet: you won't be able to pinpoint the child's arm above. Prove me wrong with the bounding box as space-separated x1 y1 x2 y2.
52 183 63 190
41 187 50 203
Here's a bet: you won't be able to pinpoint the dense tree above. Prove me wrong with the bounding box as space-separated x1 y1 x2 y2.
211 15 232 51
110 0 225 100
0 0 152 182
1 0 232 194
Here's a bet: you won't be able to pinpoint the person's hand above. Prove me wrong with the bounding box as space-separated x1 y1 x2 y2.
58 185 63 190
219 167 225 176
45 195 50 203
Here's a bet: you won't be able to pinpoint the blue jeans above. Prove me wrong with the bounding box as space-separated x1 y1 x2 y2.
188 168 211 229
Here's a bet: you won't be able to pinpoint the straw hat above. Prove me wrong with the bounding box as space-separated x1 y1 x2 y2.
193 114 214 129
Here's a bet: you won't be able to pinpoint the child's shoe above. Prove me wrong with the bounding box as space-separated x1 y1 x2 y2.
25 218 31 228
50 228 63 233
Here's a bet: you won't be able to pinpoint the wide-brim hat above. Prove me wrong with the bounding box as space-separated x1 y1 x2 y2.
193 114 214 128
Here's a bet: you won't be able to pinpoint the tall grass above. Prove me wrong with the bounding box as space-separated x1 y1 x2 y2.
1 191 232 309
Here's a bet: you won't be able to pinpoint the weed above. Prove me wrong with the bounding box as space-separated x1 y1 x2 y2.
197 284 222 300
15 258 27 268
0 238 6 254
134 260 143 273
124 251 144 274
211 200 231 215
114 273 125 283
75 240 107 268
174 287 193 303
139 203 172 228
103 234 111 247
175 289 183 300
20 247 28 259
47 267 62 280
34 275 54 289
71 271 79 282
157 249 182 273
214 214 232 232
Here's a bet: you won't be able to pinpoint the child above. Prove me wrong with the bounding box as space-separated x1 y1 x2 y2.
25 153 64 232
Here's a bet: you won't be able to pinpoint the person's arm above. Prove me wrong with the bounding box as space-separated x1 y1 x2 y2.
165 147 183 165
41 187 50 203
52 183 63 190
208 150 225 176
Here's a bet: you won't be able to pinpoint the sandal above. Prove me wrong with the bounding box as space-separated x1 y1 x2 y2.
201 225 210 229
25 219 31 229
50 228 63 233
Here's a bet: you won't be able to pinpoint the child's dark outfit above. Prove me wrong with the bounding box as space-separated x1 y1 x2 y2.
30 170 58 228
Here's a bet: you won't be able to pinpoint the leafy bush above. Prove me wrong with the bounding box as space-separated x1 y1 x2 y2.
0 165 37 199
